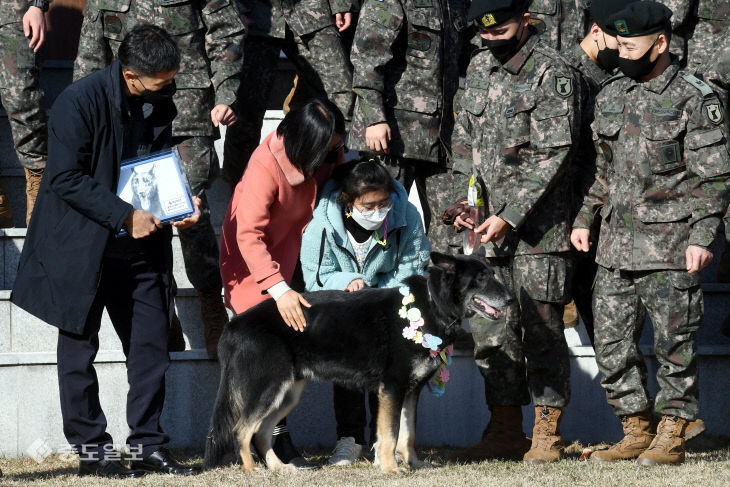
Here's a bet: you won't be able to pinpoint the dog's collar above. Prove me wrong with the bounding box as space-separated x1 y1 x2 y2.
398 286 453 397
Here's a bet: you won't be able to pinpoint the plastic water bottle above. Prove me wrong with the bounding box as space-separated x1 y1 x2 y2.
462 174 486 255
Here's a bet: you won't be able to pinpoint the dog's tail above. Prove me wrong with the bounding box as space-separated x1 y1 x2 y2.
203 348 243 469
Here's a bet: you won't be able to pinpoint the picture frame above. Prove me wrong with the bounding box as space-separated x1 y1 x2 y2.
116 147 195 230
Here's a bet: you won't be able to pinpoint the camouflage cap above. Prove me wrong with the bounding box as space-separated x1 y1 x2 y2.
468 0 530 29
589 0 637 36
608 1 673 38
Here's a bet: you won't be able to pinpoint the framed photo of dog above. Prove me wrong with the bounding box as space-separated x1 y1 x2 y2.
116 147 195 228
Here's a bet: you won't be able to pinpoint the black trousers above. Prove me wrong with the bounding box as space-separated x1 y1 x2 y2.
57 254 170 460
333 386 379 446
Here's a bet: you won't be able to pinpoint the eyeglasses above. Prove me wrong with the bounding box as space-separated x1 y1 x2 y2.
356 203 392 218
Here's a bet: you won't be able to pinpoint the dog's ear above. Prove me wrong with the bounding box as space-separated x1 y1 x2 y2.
430 252 457 272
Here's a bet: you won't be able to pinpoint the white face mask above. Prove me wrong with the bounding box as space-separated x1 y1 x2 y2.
350 204 391 231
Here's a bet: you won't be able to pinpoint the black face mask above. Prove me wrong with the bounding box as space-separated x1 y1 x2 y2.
618 37 660 80
483 19 525 64
595 34 620 71
138 79 177 103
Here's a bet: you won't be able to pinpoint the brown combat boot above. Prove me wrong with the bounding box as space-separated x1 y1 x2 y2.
523 406 565 463
448 406 531 461
0 181 13 228
637 415 687 466
562 300 578 328
25 167 43 225
168 313 186 352
685 418 706 442
199 289 229 360
590 411 654 462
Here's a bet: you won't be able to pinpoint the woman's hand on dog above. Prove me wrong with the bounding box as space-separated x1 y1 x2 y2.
276 290 312 332
344 279 365 292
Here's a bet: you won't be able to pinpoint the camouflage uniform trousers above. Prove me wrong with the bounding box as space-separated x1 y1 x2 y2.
593 265 703 420
0 21 47 170
222 26 354 183
471 252 573 408
379 156 464 255
174 135 223 293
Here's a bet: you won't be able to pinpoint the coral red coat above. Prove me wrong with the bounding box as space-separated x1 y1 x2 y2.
220 130 336 314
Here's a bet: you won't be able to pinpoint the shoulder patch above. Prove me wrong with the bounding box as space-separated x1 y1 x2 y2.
555 75 573 98
679 72 716 98
704 100 725 125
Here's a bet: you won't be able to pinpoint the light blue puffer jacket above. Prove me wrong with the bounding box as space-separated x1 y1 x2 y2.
301 178 431 291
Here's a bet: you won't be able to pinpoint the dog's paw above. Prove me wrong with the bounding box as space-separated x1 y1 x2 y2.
382 465 410 475
270 463 298 474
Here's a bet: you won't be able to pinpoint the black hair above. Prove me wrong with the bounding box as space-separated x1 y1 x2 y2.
333 157 396 206
118 24 181 77
276 98 346 176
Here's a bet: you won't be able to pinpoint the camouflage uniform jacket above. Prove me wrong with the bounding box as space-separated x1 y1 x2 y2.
566 44 611 219
528 0 587 51
74 0 245 137
234 0 345 38
696 0 730 22
574 61 730 271
348 0 468 163
0 1 49 25
452 32 580 257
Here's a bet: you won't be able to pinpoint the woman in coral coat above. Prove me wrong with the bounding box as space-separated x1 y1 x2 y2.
220 99 345 327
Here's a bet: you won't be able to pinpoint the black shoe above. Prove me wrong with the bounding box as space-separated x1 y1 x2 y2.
132 448 201 476
273 431 318 470
78 459 146 478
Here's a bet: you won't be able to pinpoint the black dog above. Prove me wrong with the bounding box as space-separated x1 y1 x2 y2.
204 252 512 474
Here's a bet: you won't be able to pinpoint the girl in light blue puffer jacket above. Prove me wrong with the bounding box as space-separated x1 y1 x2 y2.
300 159 430 463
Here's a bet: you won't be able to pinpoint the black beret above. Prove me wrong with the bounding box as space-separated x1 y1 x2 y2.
608 1 673 37
468 0 529 28
589 0 637 35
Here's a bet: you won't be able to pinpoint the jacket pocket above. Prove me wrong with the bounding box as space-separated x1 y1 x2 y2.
530 98 571 149
406 9 442 61
684 128 730 178
529 0 558 15
388 92 439 115
157 0 203 35
519 253 573 304
502 92 536 148
100 0 133 40
635 201 690 223
640 118 687 174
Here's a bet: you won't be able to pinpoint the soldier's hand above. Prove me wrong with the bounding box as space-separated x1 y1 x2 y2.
478 215 510 243
366 123 391 154
686 245 713 274
23 6 46 52
124 209 162 239
571 228 591 252
171 196 202 230
454 214 474 231
211 104 237 127
334 12 352 32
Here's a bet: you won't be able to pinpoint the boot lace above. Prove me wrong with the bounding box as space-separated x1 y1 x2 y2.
648 416 679 451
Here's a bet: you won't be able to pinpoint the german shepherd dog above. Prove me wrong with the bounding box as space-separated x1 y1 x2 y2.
203 252 512 474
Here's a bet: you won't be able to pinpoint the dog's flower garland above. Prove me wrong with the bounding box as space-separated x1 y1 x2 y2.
399 286 453 397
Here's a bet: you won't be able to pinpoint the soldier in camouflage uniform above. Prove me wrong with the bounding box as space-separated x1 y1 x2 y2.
561 0 633 339
74 0 246 358
527 0 588 51
447 0 580 463
221 0 355 185
0 0 50 227
572 1 730 465
348 0 469 255
687 0 730 71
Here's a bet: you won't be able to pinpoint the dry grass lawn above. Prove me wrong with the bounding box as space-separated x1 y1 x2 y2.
2 438 729 487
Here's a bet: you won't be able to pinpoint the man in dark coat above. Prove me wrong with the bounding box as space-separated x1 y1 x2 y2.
11 25 201 479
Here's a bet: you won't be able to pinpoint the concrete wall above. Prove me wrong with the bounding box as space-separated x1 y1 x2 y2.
1 65 729 460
